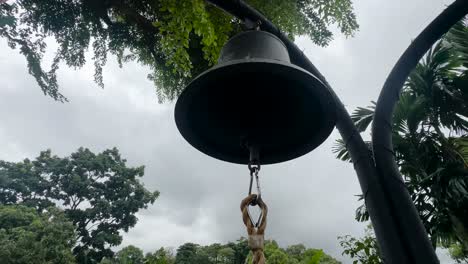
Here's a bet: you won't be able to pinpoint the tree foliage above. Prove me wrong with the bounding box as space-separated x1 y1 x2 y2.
114 245 145 264
144 247 175 264
448 241 468 263
0 0 359 102
245 240 341 264
338 226 382 264
99 239 340 264
333 18 468 259
0 147 159 263
0 205 76 264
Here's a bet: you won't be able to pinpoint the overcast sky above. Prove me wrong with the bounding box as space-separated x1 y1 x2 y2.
0 0 457 263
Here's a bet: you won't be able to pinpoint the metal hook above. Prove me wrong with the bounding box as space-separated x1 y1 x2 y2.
245 144 263 226
247 163 261 205
247 144 261 204
246 166 263 227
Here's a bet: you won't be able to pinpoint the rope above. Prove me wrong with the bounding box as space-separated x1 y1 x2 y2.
241 194 268 264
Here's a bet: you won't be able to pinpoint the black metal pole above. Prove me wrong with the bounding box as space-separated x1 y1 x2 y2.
372 0 468 262
205 0 438 263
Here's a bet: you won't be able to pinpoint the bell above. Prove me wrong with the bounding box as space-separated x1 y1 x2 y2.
175 30 336 165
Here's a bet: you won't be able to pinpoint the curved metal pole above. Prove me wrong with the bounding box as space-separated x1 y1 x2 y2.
372 0 468 262
205 0 434 263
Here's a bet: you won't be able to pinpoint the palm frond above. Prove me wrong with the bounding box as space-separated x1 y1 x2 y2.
450 136 468 167
332 139 351 162
393 92 427 134
446 17 468 65
350 102 375 132
355 203 369 222
332 139 372 163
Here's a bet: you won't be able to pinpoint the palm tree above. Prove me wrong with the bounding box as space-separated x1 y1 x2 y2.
334 18 468 255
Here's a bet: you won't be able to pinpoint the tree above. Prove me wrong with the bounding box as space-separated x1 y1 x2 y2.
338 226 382 264
217 247 235 263
99 258 114 264
98 239 340 264
245 240 340 264
333 18 468 258
303 249 324 264
174 243 202 264
286 244 307 261
0 147 160 263
0 205 76 264
303 249 341 264
198 243 237 264
225 237 249 264
0 0 359 102
115 246 145 264
264 241 289 264
144 248 175 264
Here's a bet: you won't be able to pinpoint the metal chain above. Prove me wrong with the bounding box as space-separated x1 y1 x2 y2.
246 164 262 227
241 163 267 264
248 163 261 204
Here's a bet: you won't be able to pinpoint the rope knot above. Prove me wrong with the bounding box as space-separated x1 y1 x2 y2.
241 194 268 264
248 234 264 250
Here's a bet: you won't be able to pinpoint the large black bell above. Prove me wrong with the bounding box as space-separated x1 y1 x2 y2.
175 30 336 165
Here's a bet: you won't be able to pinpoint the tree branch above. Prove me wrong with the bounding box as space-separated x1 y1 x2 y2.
107 0 164 65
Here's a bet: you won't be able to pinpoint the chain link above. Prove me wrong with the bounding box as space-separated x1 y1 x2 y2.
246 162 263 227
248 162 261 204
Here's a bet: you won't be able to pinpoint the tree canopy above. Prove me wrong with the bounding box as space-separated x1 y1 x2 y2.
101 239 341 264
94 239 343 264
245 240 340 264
0 205 76 264
0 0 359 102
0 147 159 263
114 245 145 264
144 247 176 264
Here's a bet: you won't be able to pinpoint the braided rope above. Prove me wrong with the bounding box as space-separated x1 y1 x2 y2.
241 194 268 264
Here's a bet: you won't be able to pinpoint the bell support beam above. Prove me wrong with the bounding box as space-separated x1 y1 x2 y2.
371 0 468 262
206 0 441 263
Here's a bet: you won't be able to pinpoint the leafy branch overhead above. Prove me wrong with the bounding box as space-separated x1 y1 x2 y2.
0 0 359 102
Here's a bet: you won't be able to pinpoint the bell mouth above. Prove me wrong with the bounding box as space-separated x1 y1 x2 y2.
175 59 337 165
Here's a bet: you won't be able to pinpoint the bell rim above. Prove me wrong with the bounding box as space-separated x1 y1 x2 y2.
175 59 337 165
